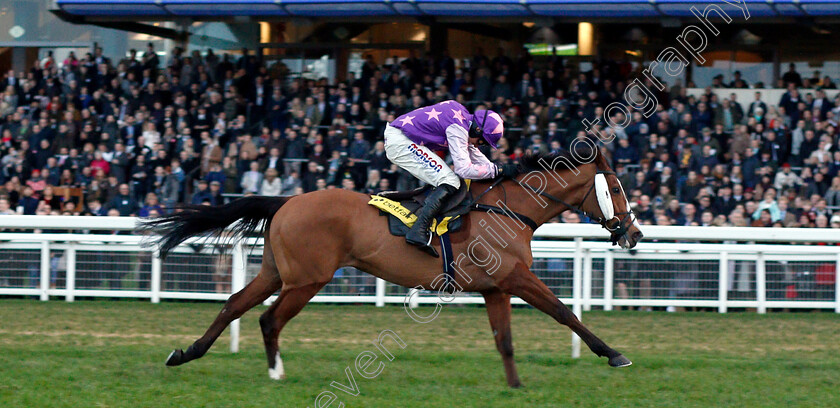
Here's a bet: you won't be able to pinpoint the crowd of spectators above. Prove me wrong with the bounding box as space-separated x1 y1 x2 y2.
1 43 840 229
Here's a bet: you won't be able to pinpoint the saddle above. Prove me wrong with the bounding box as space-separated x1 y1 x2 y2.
368 180 473 285
369 180 473 237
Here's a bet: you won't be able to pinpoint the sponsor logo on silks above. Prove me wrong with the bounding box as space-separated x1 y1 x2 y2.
408 143 443 173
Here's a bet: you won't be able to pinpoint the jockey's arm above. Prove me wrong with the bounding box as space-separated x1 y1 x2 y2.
445 124 497 180
468 145 494 168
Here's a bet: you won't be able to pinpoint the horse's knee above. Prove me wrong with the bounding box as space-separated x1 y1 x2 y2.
221 292 246 314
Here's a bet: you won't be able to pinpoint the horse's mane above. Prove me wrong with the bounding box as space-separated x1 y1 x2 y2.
508 143 598 177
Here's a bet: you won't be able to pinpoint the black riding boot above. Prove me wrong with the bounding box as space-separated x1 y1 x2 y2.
405 184 458 257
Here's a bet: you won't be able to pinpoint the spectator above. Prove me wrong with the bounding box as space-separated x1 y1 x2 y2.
753 190 780 221
26 170 47 194
208 180 223 204
108 183 139 216
17 186 39 215
777 196 798 227
139 192 163 217
281 170 302 195
815 214 830 228
188 180 210 204
240 161 263 194
781 63 803 88
85 199 107 216
752 209 774 227
0 198 15 215
0 44 834 233
774 163 801 190
363 169 381 194
259 168 281 196
205 163 225 186
40 186 63 211
152 166 178 209
90 151 111 177
825 176 840 206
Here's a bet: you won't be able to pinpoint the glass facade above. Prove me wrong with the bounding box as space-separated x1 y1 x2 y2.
0 1 125 47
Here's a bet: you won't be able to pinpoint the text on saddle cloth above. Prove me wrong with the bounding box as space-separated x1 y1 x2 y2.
368 195 461 236
368 179 472 237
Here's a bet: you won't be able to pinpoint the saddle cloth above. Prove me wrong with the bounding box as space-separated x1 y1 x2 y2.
368 179 473 237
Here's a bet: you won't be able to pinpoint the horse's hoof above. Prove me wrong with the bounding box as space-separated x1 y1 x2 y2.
609 354 632 368
166 349 184 366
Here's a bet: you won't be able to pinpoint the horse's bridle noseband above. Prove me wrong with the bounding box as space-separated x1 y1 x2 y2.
511 170 636 244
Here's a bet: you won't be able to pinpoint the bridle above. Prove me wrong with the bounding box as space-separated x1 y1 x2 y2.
509 170 637 244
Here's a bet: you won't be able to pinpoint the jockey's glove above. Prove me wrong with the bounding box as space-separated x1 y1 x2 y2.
496 164 519 178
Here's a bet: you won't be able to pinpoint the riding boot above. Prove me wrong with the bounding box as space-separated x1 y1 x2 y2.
405 184 458 257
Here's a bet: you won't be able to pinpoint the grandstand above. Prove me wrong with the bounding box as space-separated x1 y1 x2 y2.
0 0 833 230
1 1 839 407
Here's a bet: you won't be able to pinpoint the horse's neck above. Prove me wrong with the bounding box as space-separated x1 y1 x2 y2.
471 165 596 227
469 178 561 227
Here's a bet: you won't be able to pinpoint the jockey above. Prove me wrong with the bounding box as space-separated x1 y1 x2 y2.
383 100 517 256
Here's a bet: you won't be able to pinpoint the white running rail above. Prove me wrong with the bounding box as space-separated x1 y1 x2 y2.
1 215 838 357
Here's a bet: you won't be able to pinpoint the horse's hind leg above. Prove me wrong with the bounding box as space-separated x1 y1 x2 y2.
165 247 282 367
259 281 328 380
499 264 631 368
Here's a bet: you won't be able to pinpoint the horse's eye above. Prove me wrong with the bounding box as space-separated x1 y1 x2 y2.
612 187 620 194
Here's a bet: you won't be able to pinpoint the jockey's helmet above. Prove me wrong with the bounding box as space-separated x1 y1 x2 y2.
469 110 505 148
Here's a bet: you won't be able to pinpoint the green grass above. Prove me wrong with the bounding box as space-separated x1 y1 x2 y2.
0 299 838 407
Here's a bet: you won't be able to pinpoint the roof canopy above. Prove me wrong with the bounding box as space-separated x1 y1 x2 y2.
53 0 840 20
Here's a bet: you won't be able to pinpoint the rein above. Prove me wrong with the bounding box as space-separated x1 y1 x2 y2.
512 171 610 224
470 177 539 230
470 170 636 242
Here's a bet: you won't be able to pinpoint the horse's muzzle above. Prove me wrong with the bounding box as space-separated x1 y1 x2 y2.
618 230 644 249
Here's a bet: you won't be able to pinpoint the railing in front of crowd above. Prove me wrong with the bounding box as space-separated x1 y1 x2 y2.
0 216 838 357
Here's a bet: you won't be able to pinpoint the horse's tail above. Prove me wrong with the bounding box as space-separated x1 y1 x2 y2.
140 196 291 258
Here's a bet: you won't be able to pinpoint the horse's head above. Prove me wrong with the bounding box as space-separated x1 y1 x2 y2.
510 147 643 248
586 152 644 249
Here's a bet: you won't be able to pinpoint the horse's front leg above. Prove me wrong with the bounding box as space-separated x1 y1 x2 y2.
498 264 632 367
481 288 521 388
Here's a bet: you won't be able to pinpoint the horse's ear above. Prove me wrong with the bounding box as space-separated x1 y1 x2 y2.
594 146 610 170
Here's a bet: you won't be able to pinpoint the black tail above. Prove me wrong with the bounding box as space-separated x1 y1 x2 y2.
139 196 290 258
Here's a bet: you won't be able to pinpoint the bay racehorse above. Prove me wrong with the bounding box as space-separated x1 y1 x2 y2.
144 146 643 388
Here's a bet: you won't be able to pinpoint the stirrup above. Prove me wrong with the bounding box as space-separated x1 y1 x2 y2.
416 244 439 258
406 233 439 258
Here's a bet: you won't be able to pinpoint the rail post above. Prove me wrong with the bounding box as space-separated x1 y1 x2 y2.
407 288 420 309
835 252 840 314
756 252 766 314
375 278 386 307
572 237 582 359
230 242 246 353
65 245 76 302
582 248 592 312
40 241 50 301
718 251 728 313
603 250 614 311
151 249 162 304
